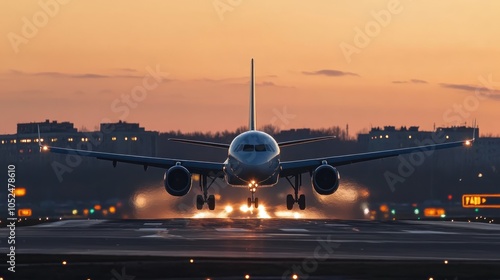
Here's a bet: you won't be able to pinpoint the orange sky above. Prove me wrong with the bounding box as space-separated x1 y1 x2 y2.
1 0 499 135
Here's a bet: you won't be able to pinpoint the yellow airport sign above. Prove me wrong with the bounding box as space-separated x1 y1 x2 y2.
462 194 500 208
18 208 32 217
14 188 26 197
424 208 446 217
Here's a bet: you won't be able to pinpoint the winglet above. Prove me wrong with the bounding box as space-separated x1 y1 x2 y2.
37 125 42 147
472 119 477 141
38 125 48 152
464 119 477 147
249 58 256 131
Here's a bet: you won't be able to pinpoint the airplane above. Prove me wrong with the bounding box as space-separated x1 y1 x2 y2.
39 59 475 211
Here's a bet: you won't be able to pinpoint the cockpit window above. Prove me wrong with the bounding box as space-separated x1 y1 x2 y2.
255 144 266 152
243 144 254 151
237 143 274 152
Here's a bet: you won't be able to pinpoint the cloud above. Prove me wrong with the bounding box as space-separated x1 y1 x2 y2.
440 83 500 100
440 83 484 92
7 69 169 80
302 69 359 77
115 68 139 73
392 79 428 84
195 75 278 83
258 81 276 86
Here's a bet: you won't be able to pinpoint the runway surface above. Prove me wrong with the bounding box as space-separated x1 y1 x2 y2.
9 218 500 260
4 218 500 279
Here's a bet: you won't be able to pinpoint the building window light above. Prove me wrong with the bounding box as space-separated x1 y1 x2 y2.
1 140 4 144
408 135 412 139
68 138 73 142
131 136 138 141
385 135 389 139
111 137 117 141
446 135 449 139
124 137 128 141
51 138 57 142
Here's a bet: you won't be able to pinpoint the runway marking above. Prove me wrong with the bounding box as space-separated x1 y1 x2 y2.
406 221 500 231
266 233 310 237
137 228 168 231
215 228 250 232
403 230 457 235
140 234 183 239
144 222 163 226
280 228 309 232
324 223 350 227
34 220 106 227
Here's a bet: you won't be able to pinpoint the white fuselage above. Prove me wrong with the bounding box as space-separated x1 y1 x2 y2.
223 130 280 187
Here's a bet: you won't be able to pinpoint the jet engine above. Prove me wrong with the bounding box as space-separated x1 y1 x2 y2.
164 165 192 196
312 164 340 195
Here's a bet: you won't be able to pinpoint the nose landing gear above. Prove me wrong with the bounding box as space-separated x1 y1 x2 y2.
247 181 259 208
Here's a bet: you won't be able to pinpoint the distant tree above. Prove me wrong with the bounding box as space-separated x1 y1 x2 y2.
260 124 280 136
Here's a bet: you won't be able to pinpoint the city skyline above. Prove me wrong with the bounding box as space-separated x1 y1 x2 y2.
1 1 499 135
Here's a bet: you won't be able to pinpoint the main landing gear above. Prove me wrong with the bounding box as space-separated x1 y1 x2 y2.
285 174 306 210
247 181 259 208
196 174 217 210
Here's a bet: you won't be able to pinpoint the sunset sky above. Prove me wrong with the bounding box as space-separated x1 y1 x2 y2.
1 0 499 136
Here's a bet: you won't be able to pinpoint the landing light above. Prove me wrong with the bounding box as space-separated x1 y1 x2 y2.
225 205 233 213
240 205 249 213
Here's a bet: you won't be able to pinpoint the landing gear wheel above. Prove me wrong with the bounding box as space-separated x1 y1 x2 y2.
207 195 215 210
254 198 259 209
286 194 294 210
196 195 204 210
298 194 306 210
247 197 252 208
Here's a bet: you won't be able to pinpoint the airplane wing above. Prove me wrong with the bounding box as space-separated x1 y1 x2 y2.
168 138 230 149
280 139 473 177
278 136 337 147
41 146 224 176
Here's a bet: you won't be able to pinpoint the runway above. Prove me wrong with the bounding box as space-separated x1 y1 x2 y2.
11 218 500 260
4 218 500 279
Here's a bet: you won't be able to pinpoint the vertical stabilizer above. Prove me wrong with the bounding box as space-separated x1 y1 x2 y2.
249 58 256 130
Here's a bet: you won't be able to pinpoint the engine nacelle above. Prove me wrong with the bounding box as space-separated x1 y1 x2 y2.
164 165 192 196
312 164 340 195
